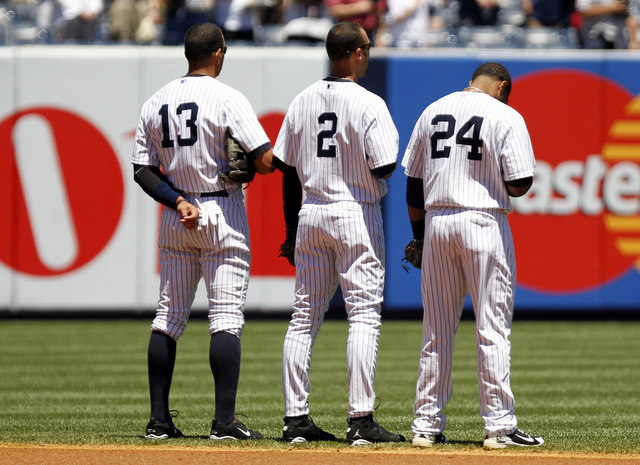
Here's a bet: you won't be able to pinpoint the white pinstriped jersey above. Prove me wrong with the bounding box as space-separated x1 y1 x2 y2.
132 74 270 193
273 77 399 204
402 91 535 211
278 76 398 419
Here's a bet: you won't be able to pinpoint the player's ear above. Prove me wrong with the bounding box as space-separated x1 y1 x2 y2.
498 80 509 104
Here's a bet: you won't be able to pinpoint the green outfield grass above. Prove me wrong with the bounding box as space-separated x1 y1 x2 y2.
0 317 639 454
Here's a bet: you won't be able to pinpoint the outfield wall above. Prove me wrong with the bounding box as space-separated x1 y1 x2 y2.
1 47 639 313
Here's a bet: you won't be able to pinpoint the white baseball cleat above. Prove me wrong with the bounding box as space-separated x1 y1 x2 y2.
412 433 447 447
483 428 544 449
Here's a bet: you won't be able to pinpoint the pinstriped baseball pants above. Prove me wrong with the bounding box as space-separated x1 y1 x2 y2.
151 190 250 341
413 207 518 436
283 201 384 418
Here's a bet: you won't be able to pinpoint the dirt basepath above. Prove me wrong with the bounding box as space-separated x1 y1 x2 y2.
2 444 640 465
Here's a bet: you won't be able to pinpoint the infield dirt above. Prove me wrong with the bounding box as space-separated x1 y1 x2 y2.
3 444 640 465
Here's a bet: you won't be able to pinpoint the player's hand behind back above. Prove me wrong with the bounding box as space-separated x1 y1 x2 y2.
178 201 200 230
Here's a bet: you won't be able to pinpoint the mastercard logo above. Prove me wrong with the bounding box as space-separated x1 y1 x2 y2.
603 94 640 264
510 70 640 293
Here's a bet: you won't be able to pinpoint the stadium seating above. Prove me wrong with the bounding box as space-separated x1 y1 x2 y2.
0 0 634 49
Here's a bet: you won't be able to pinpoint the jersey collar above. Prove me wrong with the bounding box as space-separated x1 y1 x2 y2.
324 76 354 83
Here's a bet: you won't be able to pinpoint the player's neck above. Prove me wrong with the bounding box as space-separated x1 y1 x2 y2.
464 86 486 94
187 68 218 78
328 74 356 82
187 60 220 78
329 65 357 83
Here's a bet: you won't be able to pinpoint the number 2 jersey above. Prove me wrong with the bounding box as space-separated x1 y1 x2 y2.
273 77 399 204
402 91 535 212
131 74 271 193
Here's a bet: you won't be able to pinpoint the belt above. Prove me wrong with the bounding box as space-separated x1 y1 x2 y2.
200 190 228 198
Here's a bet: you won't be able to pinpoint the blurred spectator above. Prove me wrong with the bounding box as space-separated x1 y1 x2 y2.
279 0 325 21
216 0 258 41
108 0 148 41
271 0 332 43
54 0 103 41
376 0 430 46
428 0 450 30
458 0 500 25
324 0 387 43
36 0 57 39
576 0 638 48
161 0 212 44
521 0 574 26
134 0 165 42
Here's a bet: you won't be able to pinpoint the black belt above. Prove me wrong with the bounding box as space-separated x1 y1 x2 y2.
200 190 228 197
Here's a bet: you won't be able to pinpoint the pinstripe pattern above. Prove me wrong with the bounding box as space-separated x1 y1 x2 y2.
132 74 270 193
133 73 268 340
276 77 398 418
151 190 250 339
402 90 535 437
403 91 534 211
274 78 399 203
413 208 516 435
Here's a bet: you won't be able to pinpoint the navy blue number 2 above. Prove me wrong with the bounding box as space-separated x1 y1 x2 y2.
430 114 484 160
317 112 338 158
160 102 199 148
430 114 456 158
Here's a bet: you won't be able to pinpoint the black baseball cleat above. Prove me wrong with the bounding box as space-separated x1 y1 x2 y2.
412 433 447 447
210 418 264 440
145 417 184 440
346 413 406 446
483 428 544 449
283 415 336 443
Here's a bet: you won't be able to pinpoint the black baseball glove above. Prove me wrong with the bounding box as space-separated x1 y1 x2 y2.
218 130 256 184
401 239 423 272
278 229 296 267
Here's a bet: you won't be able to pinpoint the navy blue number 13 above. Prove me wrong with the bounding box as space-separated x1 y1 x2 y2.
160 102 199 148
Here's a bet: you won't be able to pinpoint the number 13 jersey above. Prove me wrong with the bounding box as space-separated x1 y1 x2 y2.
402 91 535 212
132 75 270 194
274 77 399 204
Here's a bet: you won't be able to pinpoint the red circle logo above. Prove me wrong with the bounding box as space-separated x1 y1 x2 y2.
0 107 124 275
510 70 640 292
246 111 293 276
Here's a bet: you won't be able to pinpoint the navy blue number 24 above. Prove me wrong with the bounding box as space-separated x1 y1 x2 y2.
430 114 484 160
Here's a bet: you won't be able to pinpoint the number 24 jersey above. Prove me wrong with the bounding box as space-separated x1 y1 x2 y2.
402 91 535 212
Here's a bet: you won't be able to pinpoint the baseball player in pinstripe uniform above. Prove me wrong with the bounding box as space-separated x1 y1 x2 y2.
132 22 274 441
271 21 405 445
401 62 544 449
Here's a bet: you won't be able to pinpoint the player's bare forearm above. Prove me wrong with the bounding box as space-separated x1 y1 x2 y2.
581 0 628 17
408 205 425 222
505 176 533 197
254 148 276 174
627 15 638 49
329 0 374 18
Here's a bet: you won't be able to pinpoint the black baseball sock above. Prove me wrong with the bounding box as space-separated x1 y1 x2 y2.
148 330 177 423
209 331 241 425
